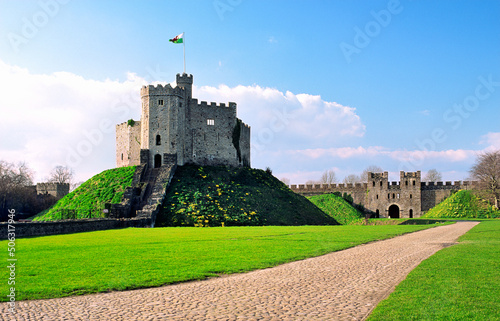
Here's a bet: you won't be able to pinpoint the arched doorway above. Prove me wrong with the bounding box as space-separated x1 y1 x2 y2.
409 209 414 218
154 154 162 168
388 204 400 218
375 209 380 218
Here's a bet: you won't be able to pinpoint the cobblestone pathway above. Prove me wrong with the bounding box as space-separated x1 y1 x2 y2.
1 222 478 321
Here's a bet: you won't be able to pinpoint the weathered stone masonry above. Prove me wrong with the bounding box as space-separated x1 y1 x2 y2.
116 73 251 169
290 171 477 218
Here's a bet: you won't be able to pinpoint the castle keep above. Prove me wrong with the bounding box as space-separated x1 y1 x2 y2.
111 74 251 227
116 73 251 169
290 171 477 218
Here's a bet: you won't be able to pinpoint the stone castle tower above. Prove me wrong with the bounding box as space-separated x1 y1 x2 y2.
116 73 251 169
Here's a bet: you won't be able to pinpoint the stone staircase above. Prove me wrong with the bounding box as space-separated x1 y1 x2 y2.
109 164 177 227
135 165 176 227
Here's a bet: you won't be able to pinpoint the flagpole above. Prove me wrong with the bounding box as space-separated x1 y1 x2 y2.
183 32 186 74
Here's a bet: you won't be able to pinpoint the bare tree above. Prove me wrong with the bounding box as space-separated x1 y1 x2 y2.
48 166 74 185
470 150 500 209
361 165 383 182
320 170 337 185
280 177 290 186
343 174 361 184
0 161 36 220
424 169 442 182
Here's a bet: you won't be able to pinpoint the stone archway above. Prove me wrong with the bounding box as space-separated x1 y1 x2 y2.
388 204 400 218
154 154 162 168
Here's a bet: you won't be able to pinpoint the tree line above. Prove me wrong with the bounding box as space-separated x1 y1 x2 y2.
0 161 76 221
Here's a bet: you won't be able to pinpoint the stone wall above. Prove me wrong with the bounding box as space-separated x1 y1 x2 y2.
36 183 70 198
0 218 151 240
116 120 141 167
186 99 240 167
290 173 478 218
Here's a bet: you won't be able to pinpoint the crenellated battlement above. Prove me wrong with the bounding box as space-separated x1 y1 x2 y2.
420 180 477 190
176 73 193 84
289 170 480 218
140 83 184 97
191 98 237 109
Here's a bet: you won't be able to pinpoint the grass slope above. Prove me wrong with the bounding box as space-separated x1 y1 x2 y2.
308 193 364 225
0 225 436 301
157 165 338 226
368 220 500 320
422 190 499 219
33 166 136 221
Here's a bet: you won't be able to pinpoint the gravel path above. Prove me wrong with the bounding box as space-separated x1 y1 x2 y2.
1 221 478 321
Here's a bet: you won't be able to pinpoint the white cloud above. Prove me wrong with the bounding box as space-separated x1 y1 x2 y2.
0 60 365 183
0 60 144 182
480 132 500 150
195 84 366 153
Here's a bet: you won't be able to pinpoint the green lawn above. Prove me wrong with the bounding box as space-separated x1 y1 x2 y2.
368 220 500 320
1 225 435 301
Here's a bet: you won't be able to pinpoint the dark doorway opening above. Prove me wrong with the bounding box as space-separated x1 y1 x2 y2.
409 209 414 218
154 154 162 168
375 209 380 218
388 204 400 218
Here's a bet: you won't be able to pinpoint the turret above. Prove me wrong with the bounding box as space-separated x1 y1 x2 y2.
176 73 193 99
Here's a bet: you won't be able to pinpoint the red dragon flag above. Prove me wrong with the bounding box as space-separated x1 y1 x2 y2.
169 33 184 44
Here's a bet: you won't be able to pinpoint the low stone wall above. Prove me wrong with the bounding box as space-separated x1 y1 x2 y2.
0 218 151 240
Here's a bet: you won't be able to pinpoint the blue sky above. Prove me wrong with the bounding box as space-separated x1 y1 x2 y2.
0 0 499 184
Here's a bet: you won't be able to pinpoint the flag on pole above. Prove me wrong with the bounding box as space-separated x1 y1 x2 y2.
169 33 184 44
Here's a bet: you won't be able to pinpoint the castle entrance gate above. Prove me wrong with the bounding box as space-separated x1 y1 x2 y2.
388 204 400 218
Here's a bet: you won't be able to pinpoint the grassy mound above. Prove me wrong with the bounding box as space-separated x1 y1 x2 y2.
33 166 136 221
157 165 338 226
422 190 499 219
308 193 364 225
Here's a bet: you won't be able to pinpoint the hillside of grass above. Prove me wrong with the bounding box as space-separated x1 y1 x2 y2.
157 165 338 226
33 166 136 221
422 190 499 219
308 193 364 225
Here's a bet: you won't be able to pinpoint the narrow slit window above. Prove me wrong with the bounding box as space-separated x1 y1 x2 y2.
156 135 161 145
158 99 164 105
207 119 215 126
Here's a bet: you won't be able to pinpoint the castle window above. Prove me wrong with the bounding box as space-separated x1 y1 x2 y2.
158 99 164 105
397 193 400 199
405 181 408 186
410 194 413 199
207 119 215 126
388 193 390 199
376 194 379 199
380 181 383 187
372 181 375 187
121 153 123 160
156 135 161 145
413 180 416 186
392 193 395 199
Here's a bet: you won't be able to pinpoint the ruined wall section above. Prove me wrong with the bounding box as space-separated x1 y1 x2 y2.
239 121 251 167
116 121 141 167
36 183 70 198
